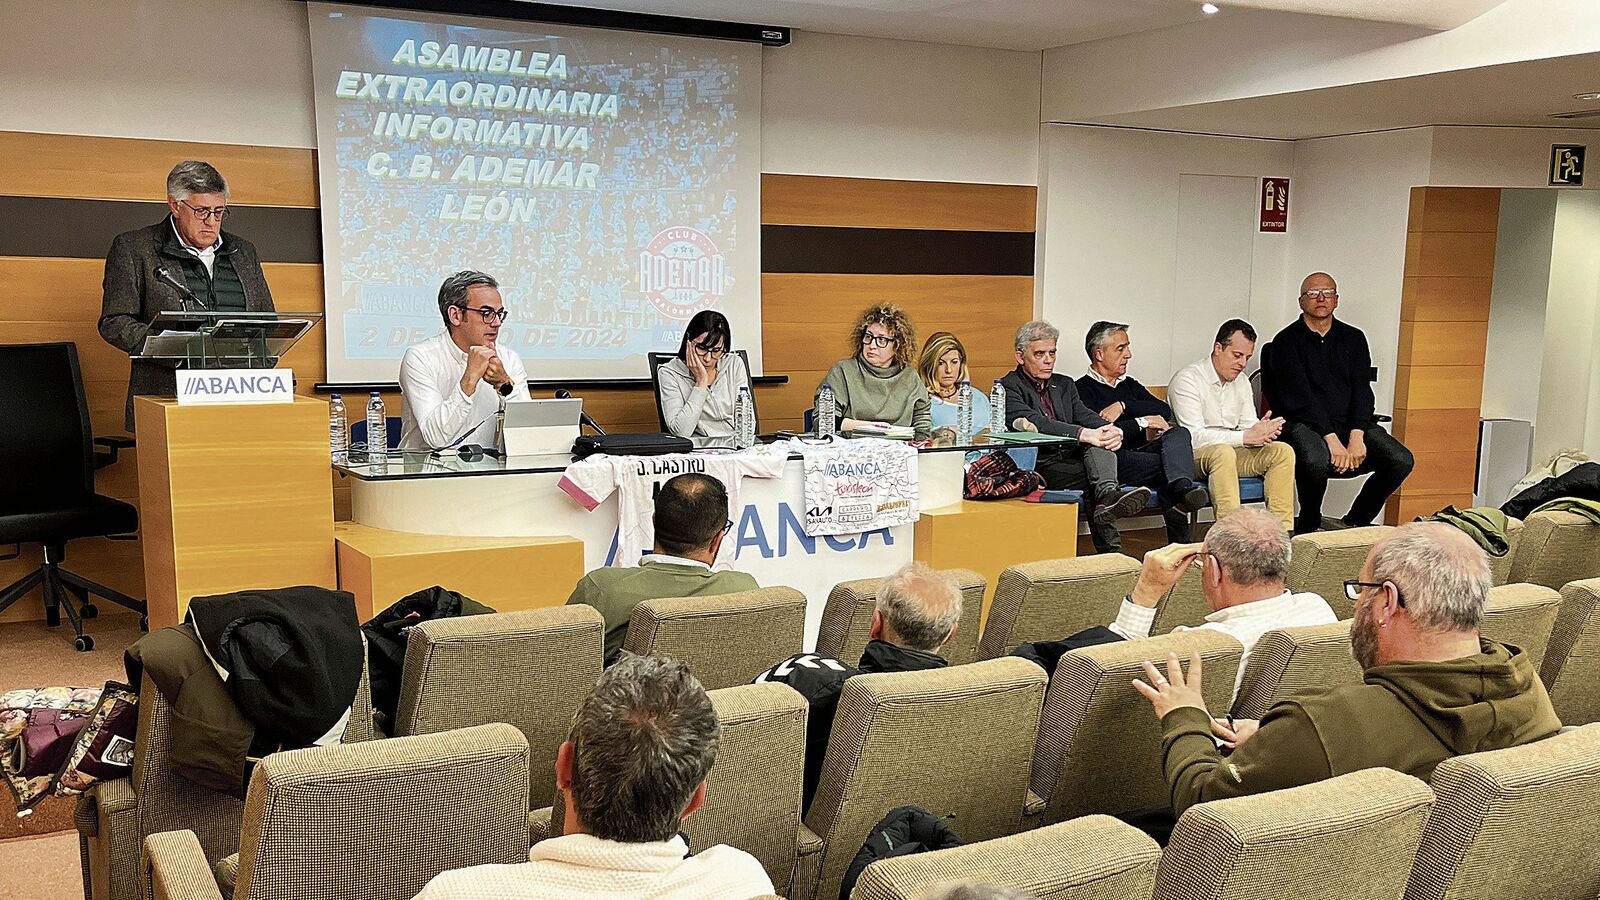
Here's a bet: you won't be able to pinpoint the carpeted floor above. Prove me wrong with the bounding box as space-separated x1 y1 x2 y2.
0 832 81 900
1 614 144 840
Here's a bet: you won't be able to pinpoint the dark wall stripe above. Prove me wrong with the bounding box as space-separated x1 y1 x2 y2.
0 197 320 263
762 225 1034 275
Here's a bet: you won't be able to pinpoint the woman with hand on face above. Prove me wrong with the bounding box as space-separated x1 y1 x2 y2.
919 331 992 437
657 310 752 439
818 304 932 439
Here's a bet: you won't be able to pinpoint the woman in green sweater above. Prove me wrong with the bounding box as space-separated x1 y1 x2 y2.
818 304 933 439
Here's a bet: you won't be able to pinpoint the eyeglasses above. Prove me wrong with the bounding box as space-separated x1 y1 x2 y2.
692 342 727 359
457 304 509 324
722 519 734 535
1343 579 1406 608
1301 289 1338 300
861 333 895 348
177 199 228 222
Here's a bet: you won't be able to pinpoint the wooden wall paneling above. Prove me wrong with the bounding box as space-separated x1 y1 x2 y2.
761 175 1036 232
1403 231 1500 279
1390 408 1483 453
1396 321 1490 368
1399 277 1493 323
1393 365 1486 411
1402 450 1479 494
0 131 318 207
1407 187 1502 234
1388 492 1477 525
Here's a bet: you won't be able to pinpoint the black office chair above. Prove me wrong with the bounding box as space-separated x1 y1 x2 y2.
646 349 758 434
0 343 144 650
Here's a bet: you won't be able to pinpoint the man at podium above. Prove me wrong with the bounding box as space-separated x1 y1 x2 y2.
98 161 276 429
398 270 531 450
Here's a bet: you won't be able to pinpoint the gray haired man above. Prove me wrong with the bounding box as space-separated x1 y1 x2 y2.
397 270 530 450
99 160 276 430
1001 320 1154 554
755 562 963 813
1135 522 1560 819
412 655 774 899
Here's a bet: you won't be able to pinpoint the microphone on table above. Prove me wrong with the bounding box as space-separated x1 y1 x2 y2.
154 265 203 311
555 389 606 435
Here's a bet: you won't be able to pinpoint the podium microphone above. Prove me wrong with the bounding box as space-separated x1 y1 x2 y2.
555 389 606 435
154 266 203 311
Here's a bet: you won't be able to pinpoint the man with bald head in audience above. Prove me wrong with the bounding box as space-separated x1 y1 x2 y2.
1264 272 1413 534
1135 522 1560 818
755 562 963 812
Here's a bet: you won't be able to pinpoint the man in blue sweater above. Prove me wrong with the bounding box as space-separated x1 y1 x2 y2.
1075 322 1209 542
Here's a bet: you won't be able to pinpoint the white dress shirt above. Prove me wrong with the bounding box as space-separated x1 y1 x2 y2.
1167 356 1261 450
171 218 220 277
411 833 774 900
1109 589 1339 696
398 330 531 450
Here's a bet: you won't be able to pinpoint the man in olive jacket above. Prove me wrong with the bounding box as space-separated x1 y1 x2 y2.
1135 522 1560 818
99 161 275 430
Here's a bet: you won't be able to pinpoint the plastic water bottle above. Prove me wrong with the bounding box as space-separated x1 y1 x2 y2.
816 383 837 438
989 380 1007 434
328 393 347 463
956 380 974 444
365 392 387 463
734 385 755 449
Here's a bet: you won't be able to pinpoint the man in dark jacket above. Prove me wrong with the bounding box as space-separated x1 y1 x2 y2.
99 160 276 430
1002 320 1154 554
754 563 963 813
1135 522 1560 818
1263 272 1413 534
1074 322 1208 542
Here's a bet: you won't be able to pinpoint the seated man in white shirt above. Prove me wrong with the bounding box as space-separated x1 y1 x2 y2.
412 654 775 900
1107 508 1337 697
1167 319 1295 533
398 270 531 451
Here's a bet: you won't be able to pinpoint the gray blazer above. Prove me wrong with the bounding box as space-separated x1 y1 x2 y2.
99 218 275 430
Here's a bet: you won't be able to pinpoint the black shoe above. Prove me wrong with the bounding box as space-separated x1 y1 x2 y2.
1094 486 1154 524
1319 515 1353 532
1177 485 1211 514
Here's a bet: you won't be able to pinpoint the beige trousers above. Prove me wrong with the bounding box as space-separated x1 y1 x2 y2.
1192 442 1296 532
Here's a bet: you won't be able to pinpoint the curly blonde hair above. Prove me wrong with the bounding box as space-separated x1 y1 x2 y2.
917 331 969 396
849 304 917 371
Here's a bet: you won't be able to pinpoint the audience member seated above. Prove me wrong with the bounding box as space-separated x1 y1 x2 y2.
1074 322 1209 542
818 303 933 439
398 270 532 451
1133 522 1560 818
1264 272 1414 534
754 562 961 811
1107 509 1337 695
1167 319 1295 532
566 473 756 662
412 655 775 899
657 309 752 440
919 331 992 435
1001 320 1154 554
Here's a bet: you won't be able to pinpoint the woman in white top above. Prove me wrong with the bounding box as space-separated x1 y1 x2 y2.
918 331 991 435
657 310 751 438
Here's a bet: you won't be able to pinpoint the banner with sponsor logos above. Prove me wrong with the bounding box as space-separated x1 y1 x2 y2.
799 438 920 537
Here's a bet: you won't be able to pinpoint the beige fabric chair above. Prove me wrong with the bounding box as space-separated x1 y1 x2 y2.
1542 578 1600 725
1481 583 1562 672
851 815 1161 900
815 569 986 666
1030 629 1242 825
1150 565 1208 634
1287 525 1392 618
78 641 375 900
1490 515 1524 586
144 724 531 900
793 657 1047 900
622 586 807 689
980 555 1141 659
1508 510 1600 591
394 606 604 810
1405 724 1600 900
1230 620 1361 720
1152 768 1434 900
537 682 808 892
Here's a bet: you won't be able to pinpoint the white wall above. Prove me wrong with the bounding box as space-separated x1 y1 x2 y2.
1535 191 1600 459
0 0 1044 185
1036 125 1293 385
1484 190 1557 424
1431 126 1600 190
761 31 1041 183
